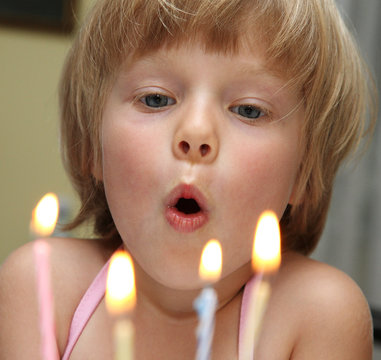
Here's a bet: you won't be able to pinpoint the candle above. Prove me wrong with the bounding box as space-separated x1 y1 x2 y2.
30 193 59 238
194 239 222 360
240 210 281 360
30 193 60 360
105 250 136 360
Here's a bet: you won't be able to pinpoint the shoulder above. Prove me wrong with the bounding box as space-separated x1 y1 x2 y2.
0 240 49 358
0 237 119 358
276 252 373 359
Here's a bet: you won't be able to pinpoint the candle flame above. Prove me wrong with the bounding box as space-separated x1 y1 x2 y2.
106 250 136 316
199 239 222 283
30 193 59 237
252 211 281 273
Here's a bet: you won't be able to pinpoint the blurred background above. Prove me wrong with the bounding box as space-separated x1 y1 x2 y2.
0 0 380 357
0 0 93 259
313 0 381 358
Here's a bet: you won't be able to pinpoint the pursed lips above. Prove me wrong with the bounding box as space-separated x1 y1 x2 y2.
165 184 209 233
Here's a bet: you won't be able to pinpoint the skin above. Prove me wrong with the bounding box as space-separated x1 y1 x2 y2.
0 42 373 359
100 43 303 294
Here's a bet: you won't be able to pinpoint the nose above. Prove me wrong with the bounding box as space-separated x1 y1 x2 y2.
172 110 219 164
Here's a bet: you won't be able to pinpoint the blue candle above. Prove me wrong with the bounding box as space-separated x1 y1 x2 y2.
194 239 222 360
194 286 218 360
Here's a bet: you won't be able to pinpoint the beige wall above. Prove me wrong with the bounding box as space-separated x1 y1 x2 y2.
0 0 94 264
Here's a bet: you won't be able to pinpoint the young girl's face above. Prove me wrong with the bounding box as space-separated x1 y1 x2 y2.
101 41 304 290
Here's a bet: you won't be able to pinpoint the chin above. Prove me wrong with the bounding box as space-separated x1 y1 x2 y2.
152 265 205 291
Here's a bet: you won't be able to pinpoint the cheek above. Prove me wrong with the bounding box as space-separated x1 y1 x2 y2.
102 123 163 188
101 123 166 233
227 134 301 218
211 133 301 273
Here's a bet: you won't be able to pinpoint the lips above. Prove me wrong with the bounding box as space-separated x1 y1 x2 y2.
165 184 209 233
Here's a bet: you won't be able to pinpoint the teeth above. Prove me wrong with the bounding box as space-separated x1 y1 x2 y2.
175 198 201 214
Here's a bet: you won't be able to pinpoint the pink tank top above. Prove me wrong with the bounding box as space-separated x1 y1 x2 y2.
61 257 260 360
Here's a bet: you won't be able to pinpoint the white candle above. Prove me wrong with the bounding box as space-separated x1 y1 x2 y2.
112 319 134 360
240 211 281 360
194 239 222 360
106 250 136 360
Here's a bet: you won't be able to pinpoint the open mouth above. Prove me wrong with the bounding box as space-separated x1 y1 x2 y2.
174 198 201 214
165 184 209 233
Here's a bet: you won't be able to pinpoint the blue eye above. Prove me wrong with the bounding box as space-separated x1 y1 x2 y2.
230 105 265 119
140 94 175 108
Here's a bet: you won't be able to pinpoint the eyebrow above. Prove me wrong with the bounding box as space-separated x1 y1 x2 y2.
123 51 294 95
237 62 287 83
134 57 285 89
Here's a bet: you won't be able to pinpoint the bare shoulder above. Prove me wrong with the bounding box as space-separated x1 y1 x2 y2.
277 251 373 359
0 237 119 358
0 241 39 358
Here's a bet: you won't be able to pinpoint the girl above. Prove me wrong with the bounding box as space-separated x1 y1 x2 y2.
0 0 377 359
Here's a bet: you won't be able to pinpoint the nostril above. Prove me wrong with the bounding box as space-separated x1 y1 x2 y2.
179 141 190 154
200 144 210 156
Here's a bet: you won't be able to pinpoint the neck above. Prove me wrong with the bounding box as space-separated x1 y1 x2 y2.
130 261 252 360
134 259 253 321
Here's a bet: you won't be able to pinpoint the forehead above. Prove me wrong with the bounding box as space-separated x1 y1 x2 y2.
116 35 295 99
122 39 284 83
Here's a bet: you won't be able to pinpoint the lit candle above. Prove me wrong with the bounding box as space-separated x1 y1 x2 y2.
194 239 222 360
30 193 59 238
30 193 60 360
240 210 281 360
105 250 136 360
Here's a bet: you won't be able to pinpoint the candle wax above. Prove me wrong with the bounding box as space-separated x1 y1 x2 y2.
194 286 218 360
113 318 134 360
34 240 59 360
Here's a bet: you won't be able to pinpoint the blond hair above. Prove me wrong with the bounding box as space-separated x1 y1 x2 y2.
59 0 377 254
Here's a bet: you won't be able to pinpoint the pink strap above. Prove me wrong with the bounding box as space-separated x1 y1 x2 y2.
61 259 110 360
238 274 261 360
62 257 257 360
